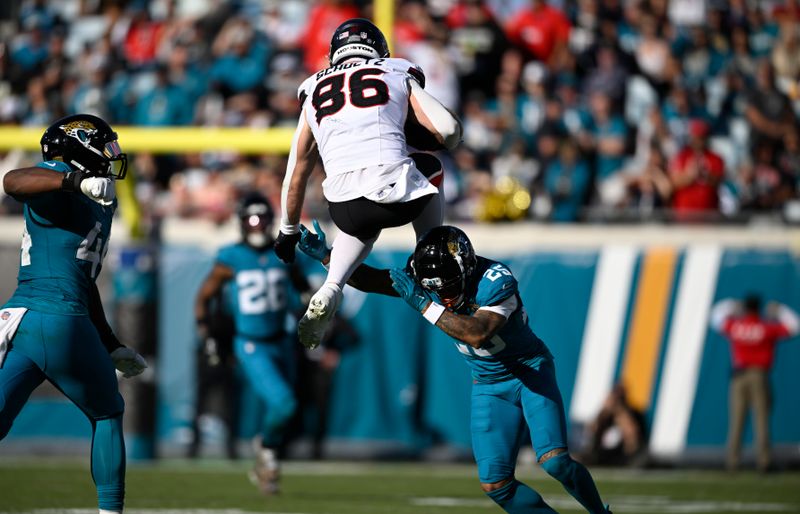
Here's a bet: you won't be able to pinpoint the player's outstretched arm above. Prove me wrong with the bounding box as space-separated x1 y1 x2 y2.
194 263 234 336
276 108 320 263
297 220 398 297
389 268 507 348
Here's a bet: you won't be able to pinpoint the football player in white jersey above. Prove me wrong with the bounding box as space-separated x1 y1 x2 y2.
275 18 462 349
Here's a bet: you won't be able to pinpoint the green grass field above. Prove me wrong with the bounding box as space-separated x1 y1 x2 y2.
1 459 799 514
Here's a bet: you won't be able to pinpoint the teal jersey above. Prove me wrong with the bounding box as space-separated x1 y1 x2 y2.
216 243 294 340
449 257 553 383
5 161 115 316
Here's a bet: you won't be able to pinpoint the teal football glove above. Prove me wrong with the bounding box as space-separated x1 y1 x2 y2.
389 267 432 313
298 219 330 263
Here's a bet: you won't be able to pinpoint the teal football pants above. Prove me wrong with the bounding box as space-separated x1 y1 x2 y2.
471 358 568 484
0 310 126 511
234 335 297 448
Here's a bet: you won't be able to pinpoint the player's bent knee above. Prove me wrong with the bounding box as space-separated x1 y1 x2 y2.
480 477 514 493
540 450 574 482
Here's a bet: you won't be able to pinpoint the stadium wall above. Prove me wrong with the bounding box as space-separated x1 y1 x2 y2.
1 222 798 465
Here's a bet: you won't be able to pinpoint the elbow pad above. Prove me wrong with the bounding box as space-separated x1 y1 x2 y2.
409 80 462 150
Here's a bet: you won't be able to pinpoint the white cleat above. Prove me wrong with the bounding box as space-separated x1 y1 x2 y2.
298 284 342 349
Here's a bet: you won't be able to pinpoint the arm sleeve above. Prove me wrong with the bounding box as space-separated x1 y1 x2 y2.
408 79 462 150
478 294 518 319
710 299 738 333
775 303 800 337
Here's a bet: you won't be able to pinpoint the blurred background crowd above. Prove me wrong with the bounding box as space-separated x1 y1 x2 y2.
1 0 800 224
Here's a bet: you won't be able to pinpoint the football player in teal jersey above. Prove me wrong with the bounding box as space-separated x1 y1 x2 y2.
0 114 147 514
195 192 310 495
297 223 610 514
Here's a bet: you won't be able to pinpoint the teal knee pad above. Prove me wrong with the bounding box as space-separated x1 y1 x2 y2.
541 452 572 482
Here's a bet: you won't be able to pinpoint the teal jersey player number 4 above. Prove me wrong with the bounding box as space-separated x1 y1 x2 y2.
6 160 116 316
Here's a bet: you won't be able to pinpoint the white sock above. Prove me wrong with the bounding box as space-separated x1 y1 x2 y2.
259 447 279 471
99 509 122 514
325 232 377 288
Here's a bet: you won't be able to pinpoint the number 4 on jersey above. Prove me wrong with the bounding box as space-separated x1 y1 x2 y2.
76 221 108 278
311 68 389 123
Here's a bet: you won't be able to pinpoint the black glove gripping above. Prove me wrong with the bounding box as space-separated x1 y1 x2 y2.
61 171 86 193
274 231 301 263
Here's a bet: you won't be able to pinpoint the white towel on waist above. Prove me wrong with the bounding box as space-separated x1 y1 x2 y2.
0 307 28 368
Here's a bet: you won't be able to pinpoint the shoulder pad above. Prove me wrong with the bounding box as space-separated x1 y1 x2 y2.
297 75 316 103
475 262 518 307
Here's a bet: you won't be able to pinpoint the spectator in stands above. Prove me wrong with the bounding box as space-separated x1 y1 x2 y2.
736 143 795 212
209 18 270 96
301 0 359 73
123 8 165 69
505 0 571 66
668 119 724 219
624 145 672 218
133 65 193 126
579 92 628 208
745 60 796 152
582 42 629 112
710 295 799 472
662 83 709 149
544 138 590 222
632 9 675 98
447 0 509 101
770 18 800 86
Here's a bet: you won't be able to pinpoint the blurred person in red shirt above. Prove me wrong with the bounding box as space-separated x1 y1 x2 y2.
505 0 570 65
301 0 360 73
668 119 724 219
710 294 800 472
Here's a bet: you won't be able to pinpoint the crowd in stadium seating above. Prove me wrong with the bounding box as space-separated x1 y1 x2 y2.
1 0 799 225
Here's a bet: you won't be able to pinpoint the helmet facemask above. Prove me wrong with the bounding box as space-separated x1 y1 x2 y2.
238 197 274 249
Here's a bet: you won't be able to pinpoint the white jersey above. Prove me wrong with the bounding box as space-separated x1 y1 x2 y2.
298 57 438 203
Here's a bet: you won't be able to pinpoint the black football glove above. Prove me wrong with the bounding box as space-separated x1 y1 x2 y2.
274 231 301 263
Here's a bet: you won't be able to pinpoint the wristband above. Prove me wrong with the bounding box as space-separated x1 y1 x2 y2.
279 220 300 235
423 302 445 325
61 171 85 193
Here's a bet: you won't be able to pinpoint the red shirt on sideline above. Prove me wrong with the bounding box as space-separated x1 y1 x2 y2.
721 314 791 370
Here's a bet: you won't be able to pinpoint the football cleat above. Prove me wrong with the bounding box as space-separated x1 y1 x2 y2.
298 283 343 349
248 438 280 495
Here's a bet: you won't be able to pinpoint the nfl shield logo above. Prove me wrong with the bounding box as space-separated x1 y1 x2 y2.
1 312 9 321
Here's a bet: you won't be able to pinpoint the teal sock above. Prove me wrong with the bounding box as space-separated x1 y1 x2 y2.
485 479 556 514
541 453 607 514
91 414 126 512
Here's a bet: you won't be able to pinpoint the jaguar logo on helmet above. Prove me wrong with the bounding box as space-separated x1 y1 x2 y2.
60 120 98 144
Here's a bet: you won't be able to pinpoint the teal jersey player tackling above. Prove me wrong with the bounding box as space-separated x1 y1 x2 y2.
0 114 146 514
296 224 610 514
195 193 310 495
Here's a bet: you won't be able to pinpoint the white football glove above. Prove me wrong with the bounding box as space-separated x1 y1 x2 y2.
80 177 116 206
110 347 148 378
